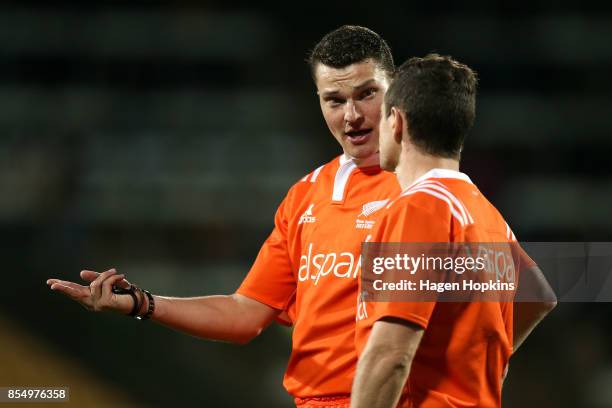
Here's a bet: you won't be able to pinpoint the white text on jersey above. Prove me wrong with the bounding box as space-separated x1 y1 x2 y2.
298 236 372 285
298 204 316 225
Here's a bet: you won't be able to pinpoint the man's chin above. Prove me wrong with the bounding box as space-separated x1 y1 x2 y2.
344 144 379 161
379 156 397 172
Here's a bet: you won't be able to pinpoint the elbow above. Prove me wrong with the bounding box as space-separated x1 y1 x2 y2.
544 286 557 312
233 337 252 346
540 290 557 315
543 299 557 313
530 299 556 320
233 327 264 345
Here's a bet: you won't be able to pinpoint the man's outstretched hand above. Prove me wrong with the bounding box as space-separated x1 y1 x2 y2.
47 269 134 315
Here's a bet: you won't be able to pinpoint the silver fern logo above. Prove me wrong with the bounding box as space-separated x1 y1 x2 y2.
356 199 389 229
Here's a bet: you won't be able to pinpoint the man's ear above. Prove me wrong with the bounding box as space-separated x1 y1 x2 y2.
390 106 404 145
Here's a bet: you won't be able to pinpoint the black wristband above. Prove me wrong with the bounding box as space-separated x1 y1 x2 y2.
128 285 141 317
137 289 155 321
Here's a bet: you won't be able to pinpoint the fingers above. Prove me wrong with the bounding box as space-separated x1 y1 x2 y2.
81 269 130 289
103 273 126 300
48 268 131 313
89 269 112 300
98 273 131 313
89 269 117 301
90 269 133 313
47 278 94 310
47 279 89 298
80 270 99 283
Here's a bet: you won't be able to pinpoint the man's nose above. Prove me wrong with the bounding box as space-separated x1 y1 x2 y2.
344 100 362 123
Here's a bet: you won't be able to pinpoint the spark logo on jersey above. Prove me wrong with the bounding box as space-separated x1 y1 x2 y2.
298 204 316 225
356 294 368 321
355 199 389 230
298 236 372 285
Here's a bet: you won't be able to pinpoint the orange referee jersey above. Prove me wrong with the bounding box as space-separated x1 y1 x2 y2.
355 169 517 408
237 155 401 399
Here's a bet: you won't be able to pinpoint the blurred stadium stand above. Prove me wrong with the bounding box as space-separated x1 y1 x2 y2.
0 313 136 408
0 2 611 407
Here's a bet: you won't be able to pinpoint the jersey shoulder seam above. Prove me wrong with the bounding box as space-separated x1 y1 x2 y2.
395 179 474 227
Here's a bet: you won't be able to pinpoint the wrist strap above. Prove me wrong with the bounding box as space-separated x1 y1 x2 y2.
137 289 155 320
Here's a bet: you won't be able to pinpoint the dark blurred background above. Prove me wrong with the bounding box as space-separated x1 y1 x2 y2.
1 1 611 407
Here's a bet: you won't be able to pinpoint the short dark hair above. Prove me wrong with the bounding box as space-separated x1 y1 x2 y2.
384 54 477 158
308 25 394 81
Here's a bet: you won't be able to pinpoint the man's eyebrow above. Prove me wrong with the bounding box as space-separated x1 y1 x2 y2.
352 79 377 90
319 79 378 98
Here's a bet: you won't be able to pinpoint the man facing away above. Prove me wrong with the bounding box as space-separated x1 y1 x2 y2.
47 26 401 407
350 54 556 408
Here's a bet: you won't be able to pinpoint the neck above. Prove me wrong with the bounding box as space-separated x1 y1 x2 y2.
395 150 459 190
344 152 381 168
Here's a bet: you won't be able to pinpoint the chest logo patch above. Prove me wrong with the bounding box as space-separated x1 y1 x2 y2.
298 204 317 225
355 199 389 229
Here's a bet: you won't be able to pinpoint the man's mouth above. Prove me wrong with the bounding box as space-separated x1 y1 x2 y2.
345 129 373 144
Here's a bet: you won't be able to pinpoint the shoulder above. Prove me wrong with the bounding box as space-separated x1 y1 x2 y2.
286 156 339 196
276 156 340 213
297 156 341 185
388 178 475 228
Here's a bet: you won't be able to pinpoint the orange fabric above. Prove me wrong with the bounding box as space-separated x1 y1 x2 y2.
237 155 401 397
355 170 517 408
294 396 351 407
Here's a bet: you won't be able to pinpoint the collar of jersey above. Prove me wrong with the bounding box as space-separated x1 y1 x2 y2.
407 168 473 190
340 152 382 169
331 154 382 203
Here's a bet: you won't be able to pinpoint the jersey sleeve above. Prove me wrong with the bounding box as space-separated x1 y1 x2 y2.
367 194 452 329
275 294 296 326
236 191 296 311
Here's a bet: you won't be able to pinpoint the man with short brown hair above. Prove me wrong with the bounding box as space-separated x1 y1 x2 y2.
47 26 402 407
351 54 555 408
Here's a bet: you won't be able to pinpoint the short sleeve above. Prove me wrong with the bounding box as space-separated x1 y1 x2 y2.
367 195 452 329
236 194 296 310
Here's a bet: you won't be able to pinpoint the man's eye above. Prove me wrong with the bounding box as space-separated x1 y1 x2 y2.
328 98 344 106
360 89 376 99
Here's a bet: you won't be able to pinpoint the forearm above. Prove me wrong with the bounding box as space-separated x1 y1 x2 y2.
351 348 411 408
151 294 275 344
46 270 277 344
513 301 556 352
